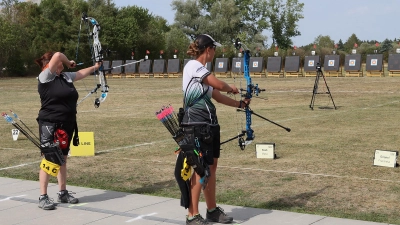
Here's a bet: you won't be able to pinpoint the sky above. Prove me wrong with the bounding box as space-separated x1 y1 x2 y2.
99 1 400 46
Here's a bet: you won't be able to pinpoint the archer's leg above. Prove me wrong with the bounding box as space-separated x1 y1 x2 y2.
203 158 217 210
38 168 55 210
57 155 67 190
187 172 209 224
56 155 78 204
204 125 220 209
204 124 233 223
204 157 232 223
188 172 202 217
39 169 50 195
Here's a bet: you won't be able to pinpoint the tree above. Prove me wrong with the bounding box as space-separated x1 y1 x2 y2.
380 38 393 53
337 39 344 50
267 0 304 50
28 0 73 58
205 0 241 45
172 0 204 40
0 17 26 75
172 0 271 47
314 35 334 48
0 0 19 22
200 0 269 37
344 33 361 52
165 26 191 59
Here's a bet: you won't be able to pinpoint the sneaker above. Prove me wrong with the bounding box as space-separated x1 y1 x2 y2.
186 214 208 225
57 190 79 204
206 206 233 224
38 194 56 210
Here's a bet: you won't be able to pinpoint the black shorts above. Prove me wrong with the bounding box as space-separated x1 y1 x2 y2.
184 124 220 165
210 125 220 159
38 120 74 156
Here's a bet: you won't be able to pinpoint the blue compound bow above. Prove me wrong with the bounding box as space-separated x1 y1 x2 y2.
221 38 291 150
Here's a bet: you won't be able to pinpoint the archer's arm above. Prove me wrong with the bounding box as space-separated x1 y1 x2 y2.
74 62 102 81
203 74 239 94
48 52 76 73
212 89 250 109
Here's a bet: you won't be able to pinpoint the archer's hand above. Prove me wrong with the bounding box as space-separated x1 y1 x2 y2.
239 98 251 109
94 62 102 70
69 60 76 68
227 85 239 94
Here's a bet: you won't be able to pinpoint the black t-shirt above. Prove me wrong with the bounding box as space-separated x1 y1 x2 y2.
37 68 78 122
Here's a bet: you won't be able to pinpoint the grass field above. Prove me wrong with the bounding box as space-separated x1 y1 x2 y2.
1 75 400 224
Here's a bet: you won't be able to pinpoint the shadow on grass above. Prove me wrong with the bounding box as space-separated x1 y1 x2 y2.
318 106 341 110
258 186 330 210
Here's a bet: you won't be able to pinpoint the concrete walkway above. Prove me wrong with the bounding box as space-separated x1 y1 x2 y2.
0 177 392 225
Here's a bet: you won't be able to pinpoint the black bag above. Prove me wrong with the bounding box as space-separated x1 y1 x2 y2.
40 142 65 166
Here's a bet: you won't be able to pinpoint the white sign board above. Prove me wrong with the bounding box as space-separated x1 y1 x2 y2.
12 129 19 141
255 143 275 159
373 150 398 168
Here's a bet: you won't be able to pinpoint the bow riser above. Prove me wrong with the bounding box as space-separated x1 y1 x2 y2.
243 50 255 143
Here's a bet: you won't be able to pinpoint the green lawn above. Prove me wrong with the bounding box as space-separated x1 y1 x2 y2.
1 76 400 224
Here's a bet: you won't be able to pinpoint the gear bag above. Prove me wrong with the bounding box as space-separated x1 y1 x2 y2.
54 128 69 150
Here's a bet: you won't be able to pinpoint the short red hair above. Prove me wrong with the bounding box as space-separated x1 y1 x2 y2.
34 52 54 69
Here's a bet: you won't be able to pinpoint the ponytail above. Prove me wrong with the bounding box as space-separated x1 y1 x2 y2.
34 51 54 70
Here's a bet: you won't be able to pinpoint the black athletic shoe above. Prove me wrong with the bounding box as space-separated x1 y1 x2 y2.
38 194 56 210
57 190 79 204
186 214 208 225
206 206 233 224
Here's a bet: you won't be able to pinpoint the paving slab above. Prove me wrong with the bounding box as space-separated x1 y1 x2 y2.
0 177 392 225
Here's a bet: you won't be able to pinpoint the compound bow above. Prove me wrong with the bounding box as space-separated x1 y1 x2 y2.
221 38 291 150
76 12 109 108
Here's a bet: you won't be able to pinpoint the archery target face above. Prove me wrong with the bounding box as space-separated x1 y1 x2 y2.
235 62 241 68
371 59 377 66
308 60 314 67
253 61 259 67
218 62 224 68
329 60 335 66
349 59 356 66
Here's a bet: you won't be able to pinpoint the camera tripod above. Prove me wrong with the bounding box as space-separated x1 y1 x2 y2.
309 63 337 110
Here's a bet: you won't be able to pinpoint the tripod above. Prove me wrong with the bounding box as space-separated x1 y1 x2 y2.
309 63 337 110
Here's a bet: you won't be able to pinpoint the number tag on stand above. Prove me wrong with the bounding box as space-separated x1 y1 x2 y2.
40 158 60 177
12 129 19 141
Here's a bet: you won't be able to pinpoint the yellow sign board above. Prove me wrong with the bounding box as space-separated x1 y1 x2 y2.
70 132 95 156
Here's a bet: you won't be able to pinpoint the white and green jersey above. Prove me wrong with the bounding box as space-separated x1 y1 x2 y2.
182 60 218 125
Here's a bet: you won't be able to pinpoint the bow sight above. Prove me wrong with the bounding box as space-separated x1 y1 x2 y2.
234 38 266 98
